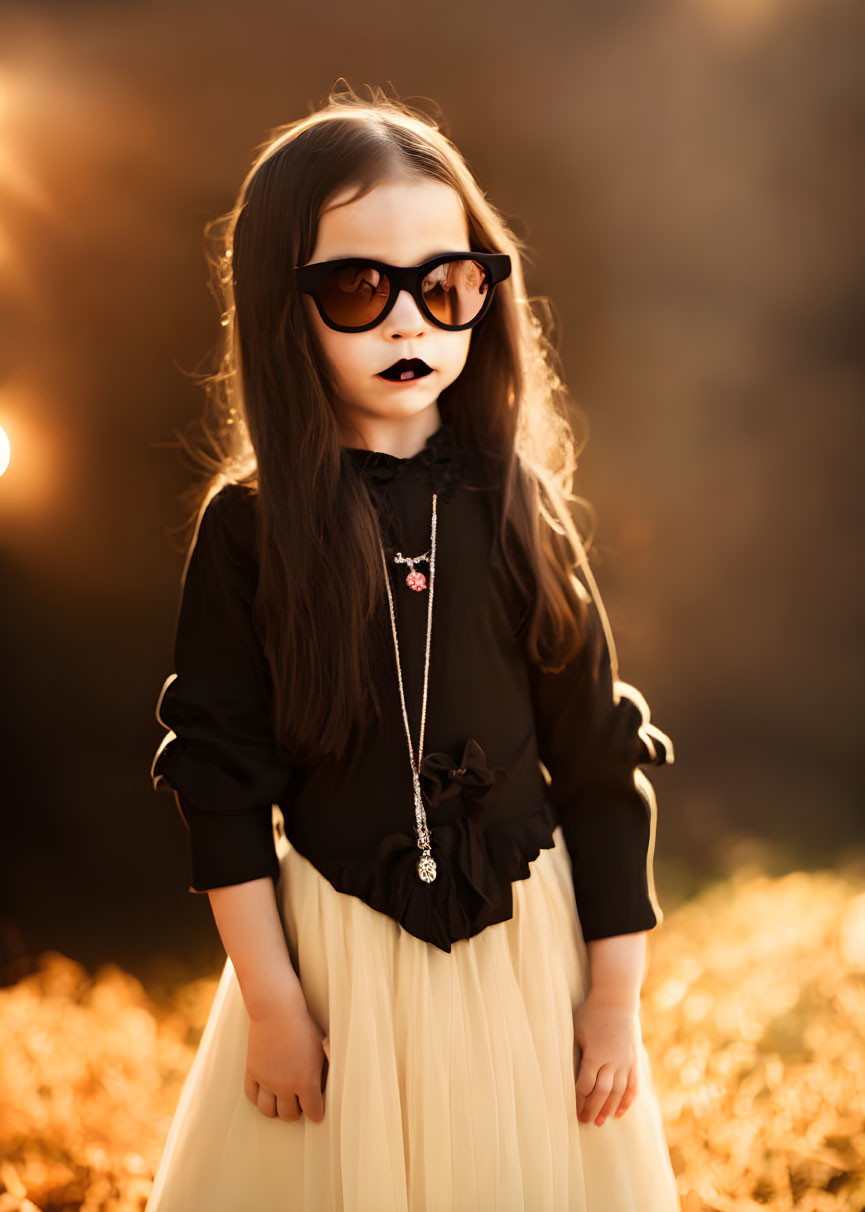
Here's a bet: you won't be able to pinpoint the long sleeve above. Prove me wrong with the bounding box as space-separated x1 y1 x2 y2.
150 484 293 893
529 570 674 942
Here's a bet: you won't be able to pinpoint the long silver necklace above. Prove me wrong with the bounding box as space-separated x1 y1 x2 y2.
377 491 438 883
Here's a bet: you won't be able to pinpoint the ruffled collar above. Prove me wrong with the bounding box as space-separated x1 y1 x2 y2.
342 419 464 503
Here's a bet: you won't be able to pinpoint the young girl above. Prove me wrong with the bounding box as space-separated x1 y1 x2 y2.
147 83 681 1212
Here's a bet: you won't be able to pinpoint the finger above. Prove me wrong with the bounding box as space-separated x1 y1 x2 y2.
595 1075 629 1125
300 1082 325 1124
578 1064 614 1123
576 1060 611 1116
244 1075 260 1106
574 1052 599 1111
615 1068 639 1117
257 1087 278 1119
276 1091 302 1122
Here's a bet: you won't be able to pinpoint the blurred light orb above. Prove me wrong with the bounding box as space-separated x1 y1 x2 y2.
0 425 10 477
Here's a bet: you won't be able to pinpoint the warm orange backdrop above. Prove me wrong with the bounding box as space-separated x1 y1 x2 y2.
1 0 862 979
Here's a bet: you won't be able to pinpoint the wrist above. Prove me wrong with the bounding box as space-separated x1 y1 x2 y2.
238 957 305 1020
584 984 640 1014
585 931 647 1011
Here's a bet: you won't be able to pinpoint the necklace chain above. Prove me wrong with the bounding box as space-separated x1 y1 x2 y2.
377 492 438 883
393 550 430 569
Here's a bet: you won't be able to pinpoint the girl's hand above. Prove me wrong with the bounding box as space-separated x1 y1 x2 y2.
243 983 329 1123
572 989 641 1127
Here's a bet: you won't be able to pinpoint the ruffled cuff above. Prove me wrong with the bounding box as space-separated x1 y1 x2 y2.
565 682 672 941
170 792 281 893
615 680 675 768
563 770 664 943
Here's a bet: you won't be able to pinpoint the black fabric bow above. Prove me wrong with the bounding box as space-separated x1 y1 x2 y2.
337 735 549 953
418 736 507 811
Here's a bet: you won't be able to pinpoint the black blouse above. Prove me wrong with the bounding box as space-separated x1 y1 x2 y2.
151 419 674 952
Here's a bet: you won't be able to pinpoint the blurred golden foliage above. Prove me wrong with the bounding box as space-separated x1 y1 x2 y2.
0 955 213 1211
644 868 865 1210
1 868 863 1210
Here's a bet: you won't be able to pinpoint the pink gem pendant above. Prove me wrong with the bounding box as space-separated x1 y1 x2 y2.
405 569 427 592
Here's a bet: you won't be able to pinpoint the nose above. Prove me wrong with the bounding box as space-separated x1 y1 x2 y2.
382 286 428 337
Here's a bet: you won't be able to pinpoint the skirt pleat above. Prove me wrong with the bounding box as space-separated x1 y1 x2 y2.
146 824 681 1212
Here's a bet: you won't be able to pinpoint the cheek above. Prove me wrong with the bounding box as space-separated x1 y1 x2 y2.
446 332 472 374
312 324 363 382
328 340 370 382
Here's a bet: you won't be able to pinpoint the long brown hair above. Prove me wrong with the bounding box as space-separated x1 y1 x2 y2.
166 80 608 766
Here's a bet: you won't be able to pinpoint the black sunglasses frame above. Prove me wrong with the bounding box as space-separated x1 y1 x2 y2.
293 251 512 333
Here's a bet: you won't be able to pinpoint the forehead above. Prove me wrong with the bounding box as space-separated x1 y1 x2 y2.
310 177 470 264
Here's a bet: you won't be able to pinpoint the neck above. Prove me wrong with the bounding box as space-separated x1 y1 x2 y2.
339 403 443 458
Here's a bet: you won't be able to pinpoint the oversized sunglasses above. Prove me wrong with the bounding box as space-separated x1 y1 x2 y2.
294 251 512 333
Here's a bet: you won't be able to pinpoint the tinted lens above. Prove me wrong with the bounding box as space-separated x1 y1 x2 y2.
313 258 491 329
422 258 489 326
317 263 391 328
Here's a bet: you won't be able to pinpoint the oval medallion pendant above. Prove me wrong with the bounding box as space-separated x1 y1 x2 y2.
417 854 437 883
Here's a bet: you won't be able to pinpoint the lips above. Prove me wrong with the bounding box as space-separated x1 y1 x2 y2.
377 358 433 382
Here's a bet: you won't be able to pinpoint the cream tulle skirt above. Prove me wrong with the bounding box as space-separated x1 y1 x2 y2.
146 823 680 1212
